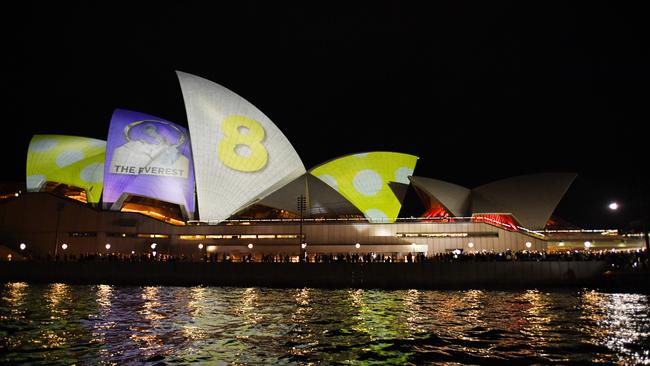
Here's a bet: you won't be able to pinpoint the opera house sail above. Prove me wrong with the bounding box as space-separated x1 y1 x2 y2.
102 109 196 219
177 71 306 223
310 152 418 223
26 135 106 204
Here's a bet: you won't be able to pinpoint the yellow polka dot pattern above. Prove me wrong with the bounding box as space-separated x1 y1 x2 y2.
310 152 418 223
26 135 106 203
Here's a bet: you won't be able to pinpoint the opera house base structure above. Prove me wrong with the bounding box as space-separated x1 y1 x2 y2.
1 192 644 262
3 193 548 259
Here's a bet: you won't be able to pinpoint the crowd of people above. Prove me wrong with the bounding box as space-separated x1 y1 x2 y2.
20 249 649 271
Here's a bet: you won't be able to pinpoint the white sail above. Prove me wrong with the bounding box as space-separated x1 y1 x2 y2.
176 71 306 223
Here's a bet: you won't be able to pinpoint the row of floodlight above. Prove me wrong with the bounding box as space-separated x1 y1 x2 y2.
17 242 160 252
15 240 595 254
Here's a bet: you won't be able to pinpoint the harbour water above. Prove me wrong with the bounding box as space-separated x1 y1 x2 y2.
1 283 649 365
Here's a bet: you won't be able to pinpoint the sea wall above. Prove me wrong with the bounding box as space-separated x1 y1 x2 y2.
0 261 616 289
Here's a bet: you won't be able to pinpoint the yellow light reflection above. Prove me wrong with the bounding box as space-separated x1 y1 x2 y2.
128 286 165 357
404 289 425 334
92 284 115 361
289 288 314 358
141 286 162 321
182 286 209 343
518 290 554 349
45 283 70 317
42 283 72 349
96 284 113 308
236 287 262 326
2 282 28 320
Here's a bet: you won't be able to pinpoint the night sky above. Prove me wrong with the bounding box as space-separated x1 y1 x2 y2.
5 2 648 229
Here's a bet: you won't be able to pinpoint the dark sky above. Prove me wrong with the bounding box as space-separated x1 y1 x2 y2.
5 2 648 229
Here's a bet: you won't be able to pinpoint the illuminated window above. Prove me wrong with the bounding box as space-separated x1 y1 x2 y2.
68 232 97 237
137 234 169 238
276 234 299 239
180 235 206 240
206 235 223 239
108 233 136 238
396 232 497 238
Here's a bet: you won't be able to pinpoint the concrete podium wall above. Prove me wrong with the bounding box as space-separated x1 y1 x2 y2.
1 193 547 257
0 261 608 289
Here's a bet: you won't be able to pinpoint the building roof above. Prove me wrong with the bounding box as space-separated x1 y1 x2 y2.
409 173 577 229
472 173 577 229
408 176 471 216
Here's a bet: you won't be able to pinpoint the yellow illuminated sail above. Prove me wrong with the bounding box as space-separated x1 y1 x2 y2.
26 135 106 203
310 152 418 223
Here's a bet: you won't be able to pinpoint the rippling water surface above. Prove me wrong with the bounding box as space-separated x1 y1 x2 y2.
1 283 649 365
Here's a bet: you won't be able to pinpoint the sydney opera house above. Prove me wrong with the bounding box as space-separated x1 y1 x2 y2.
0 72 640 260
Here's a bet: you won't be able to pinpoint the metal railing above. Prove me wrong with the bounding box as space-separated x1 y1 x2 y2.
187 216 548 238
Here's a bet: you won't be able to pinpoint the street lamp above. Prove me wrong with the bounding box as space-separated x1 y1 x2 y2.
248 243 254 249
609 202 619 210
525 242 532 249
105 243 111 250
61 243 68 250
198 243 204 250
297 193 307 262
468 242 474 248
19 243 26 251
355 243 361 249
584 241 592 249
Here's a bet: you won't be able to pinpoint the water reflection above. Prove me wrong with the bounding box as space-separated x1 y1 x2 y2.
581 291 650 365
0 284 648 365
89 284 112 363
2 282 28 318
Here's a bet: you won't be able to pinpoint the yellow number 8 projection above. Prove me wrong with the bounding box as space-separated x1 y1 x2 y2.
218 115 269 172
